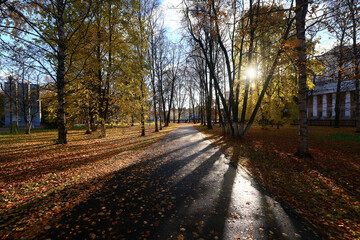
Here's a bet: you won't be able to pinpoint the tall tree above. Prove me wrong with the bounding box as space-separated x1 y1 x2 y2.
3 0 91 143
184 0 296 138
134 0 159 136
325 0 352 128
295 0 312 158
175 67 188 123
164 42 182 126
148 7 164 132
155 30 169 129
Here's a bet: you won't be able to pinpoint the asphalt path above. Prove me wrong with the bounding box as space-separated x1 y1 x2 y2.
41 125 323 240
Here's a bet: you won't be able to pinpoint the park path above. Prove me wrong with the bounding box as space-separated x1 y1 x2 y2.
41 124 322 240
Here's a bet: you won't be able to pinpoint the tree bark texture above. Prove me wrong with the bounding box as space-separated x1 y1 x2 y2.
56 0 67 144
295 0 311 158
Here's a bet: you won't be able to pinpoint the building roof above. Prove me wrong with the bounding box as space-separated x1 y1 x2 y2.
311 44 359 95
312 79 356 95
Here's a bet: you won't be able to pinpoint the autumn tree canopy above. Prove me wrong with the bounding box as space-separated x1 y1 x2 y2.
0 0 359 149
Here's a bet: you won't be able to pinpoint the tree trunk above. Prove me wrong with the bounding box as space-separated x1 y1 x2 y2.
151 58 158 132
192 102 196 124
161 91 167 127
188 99 191 123
200 89 204 125
154 104 158 132
90 110 97 131
334 77 342 128
214 99 217 124
25 111 33 135
335 34 345 128
206 67 212 129
216 88 225 135
172 107 175 124
25 122 31 134
166 77 176 126
21 78 30 135
234 18 246 137
100 120 106 138
85 102 91 134
159 113 162 130
141 80 145 136
96 7 105 137
141 112 145 136
227 122 232 135
239 0 255 136
56 1 67 144
100 0 113 139
294 0 312 158
159 98 163 130
9 78 13 134
57 63 67 144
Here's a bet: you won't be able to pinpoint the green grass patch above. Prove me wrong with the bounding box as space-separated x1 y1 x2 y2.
0 128 56 135
315 133 360 142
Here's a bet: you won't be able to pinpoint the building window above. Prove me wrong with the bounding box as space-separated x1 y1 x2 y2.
319 111 322 117
351 91 357 104
341 110 345 118
340 94 345 105
328 111 332 117
328 94 332 105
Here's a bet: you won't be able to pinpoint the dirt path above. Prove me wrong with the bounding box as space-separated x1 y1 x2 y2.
40 124 323 239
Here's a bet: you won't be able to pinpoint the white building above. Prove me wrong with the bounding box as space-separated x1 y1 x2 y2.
307 45 358 126
4 79 41 128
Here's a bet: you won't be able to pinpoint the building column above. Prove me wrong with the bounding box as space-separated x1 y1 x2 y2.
322 94 327 118
313 95 318 118
345 91 351 118
332 93 336 118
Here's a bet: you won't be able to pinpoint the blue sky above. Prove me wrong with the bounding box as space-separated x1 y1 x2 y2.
158 0 338 54
158 0 184 42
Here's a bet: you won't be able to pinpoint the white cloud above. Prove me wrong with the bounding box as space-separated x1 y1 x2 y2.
315 29 337 55
158 0 184 41
316 39 336 55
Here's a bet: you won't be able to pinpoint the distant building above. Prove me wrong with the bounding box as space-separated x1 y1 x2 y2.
4 78 41 127
307 45 359 126
307 80 356 126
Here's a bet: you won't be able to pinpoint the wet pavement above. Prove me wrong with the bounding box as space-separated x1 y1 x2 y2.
41 125 323 239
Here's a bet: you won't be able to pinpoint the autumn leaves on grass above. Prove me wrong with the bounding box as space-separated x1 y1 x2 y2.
196 125 360 240
0 125 177 239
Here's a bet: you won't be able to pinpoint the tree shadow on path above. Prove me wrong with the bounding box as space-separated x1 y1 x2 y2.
38 126 323 240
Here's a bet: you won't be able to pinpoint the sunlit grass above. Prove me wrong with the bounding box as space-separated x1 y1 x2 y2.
0 124 178 213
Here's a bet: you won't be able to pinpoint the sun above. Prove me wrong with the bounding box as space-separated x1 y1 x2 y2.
246 67 257 79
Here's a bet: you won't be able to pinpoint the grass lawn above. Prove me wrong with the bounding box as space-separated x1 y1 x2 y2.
195 124 359 240
0 124 178 239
